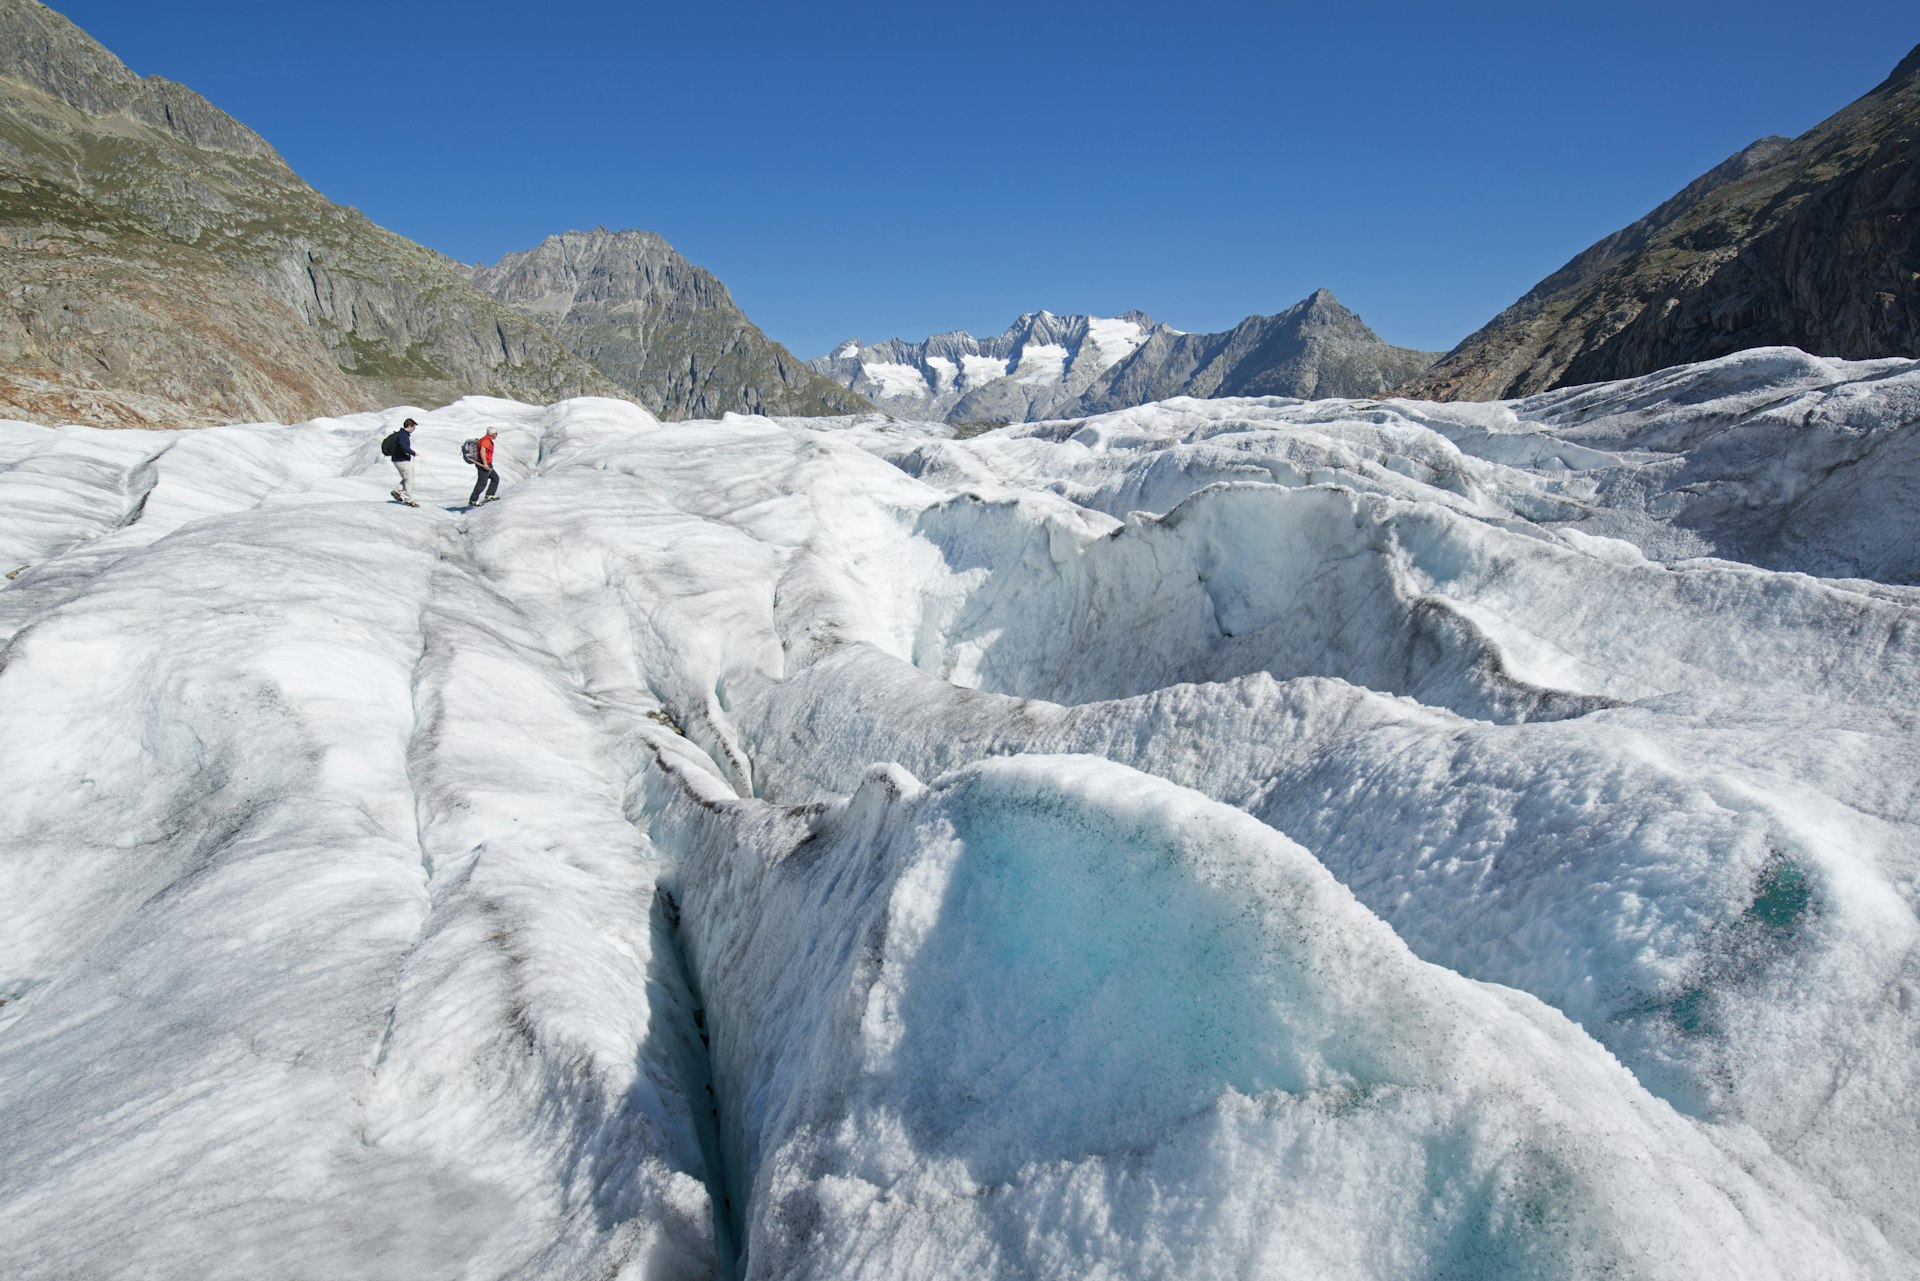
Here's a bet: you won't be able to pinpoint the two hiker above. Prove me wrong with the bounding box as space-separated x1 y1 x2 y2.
378 418 503 510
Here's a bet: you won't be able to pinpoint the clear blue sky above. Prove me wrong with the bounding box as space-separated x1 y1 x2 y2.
48 0 1920 357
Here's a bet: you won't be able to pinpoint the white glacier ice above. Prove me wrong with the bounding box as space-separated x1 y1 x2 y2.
1 349 1916 1280
959 352 1012 388
1008 341 1070 386
924 355 959 393
853 360 931 400
1081 314 1151 371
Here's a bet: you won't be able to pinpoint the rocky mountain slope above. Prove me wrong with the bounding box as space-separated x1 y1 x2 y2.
0 0 622 429
1400 43 1920 400
464 229 868 421
1078 289 1440 413
813 292 1438 423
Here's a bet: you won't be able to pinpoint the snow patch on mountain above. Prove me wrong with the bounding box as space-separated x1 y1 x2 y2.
2 348 1918 1279
859 361 928 399
1008 341 1068 385
1084 313 1152 366
959 352 1009 385
923 355 957 392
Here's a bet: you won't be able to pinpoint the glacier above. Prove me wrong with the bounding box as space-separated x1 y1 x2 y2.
0 346 1916 1280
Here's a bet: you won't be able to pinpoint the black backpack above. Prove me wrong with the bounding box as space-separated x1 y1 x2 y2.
381 430 406 459
460 438 481 465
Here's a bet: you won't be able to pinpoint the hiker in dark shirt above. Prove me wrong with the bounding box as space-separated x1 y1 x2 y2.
380 418 419 507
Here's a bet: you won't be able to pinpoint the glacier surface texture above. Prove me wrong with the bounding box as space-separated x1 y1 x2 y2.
1 346 1917 1280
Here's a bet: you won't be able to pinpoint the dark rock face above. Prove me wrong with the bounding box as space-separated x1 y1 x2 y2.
1402 45 1920 401
465 229 869 421
0 0 613 427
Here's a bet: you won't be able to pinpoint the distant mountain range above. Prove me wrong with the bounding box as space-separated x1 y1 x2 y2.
1401 42 1920 400
809 309 1161 423
0 0 864 427
811 291 1439 423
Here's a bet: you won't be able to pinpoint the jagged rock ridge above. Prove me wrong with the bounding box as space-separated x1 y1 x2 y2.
1400 43 1920 400
813 293 1439 423
463 229 869 421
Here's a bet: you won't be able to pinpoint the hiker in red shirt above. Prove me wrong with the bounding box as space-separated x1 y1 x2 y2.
465 430 501 508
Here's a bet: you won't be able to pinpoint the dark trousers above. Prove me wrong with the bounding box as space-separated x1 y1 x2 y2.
469 466 500 504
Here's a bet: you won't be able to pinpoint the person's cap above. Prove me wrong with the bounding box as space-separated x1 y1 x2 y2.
402 417 417 428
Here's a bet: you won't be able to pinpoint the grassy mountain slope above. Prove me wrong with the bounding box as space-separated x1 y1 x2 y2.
0 0 614 427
